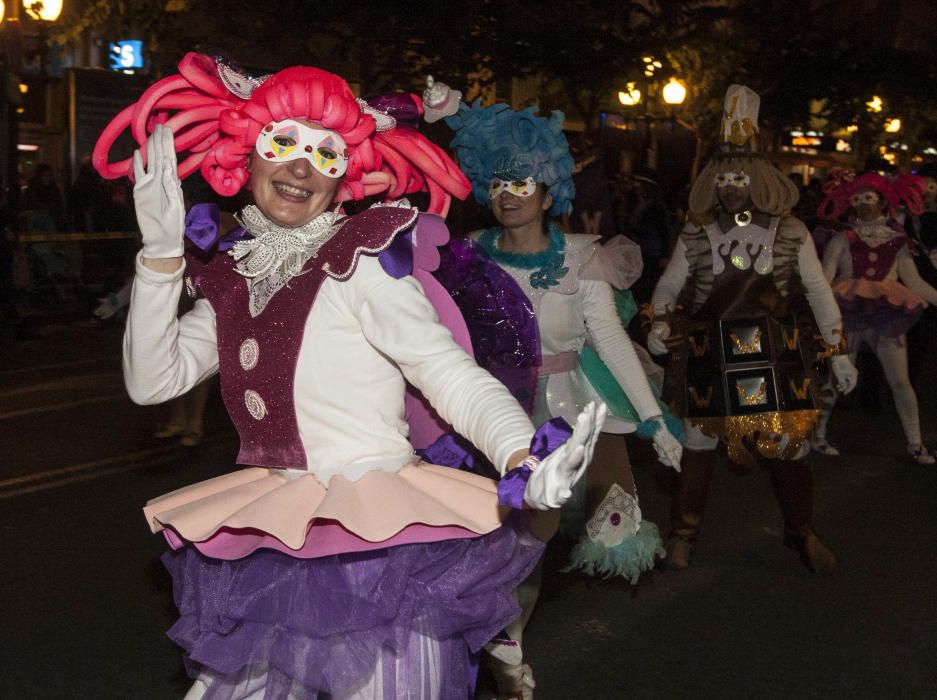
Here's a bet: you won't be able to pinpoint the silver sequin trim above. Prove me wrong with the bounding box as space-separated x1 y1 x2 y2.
244 389 267 420
185 275 196 298
239 338 259 371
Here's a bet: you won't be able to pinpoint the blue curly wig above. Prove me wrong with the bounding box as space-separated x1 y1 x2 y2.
445 100 576 217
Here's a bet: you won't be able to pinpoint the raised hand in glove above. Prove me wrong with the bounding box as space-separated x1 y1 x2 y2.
649 418 683 471
647 321 671 356
831 355 858 394
523 401 607 510
133 124 186 260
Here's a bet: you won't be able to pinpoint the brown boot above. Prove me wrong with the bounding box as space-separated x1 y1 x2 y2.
667 449 717 569
769 459 836 573
784 530 837 573
664 535 693 569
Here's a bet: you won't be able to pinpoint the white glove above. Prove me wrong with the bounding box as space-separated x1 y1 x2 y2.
647 321 671 356
132 124 186 259
650 419 683 471
830 355 858 394
523 402 607 510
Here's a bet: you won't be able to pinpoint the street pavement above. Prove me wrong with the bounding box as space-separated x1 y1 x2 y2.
1 321 935 699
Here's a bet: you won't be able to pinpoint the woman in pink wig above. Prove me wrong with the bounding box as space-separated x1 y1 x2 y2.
815 171 936 464
95 53 606 698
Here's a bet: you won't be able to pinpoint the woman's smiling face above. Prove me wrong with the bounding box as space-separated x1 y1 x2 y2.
490 181 552 230
248 119 342 228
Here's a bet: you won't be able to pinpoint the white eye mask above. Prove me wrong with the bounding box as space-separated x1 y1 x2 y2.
850 191 880 207
714 171 751 188
256 119 349 178
489 176 537 200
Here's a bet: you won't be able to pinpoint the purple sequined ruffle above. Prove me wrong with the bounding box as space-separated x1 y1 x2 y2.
433 238 540 413
164 513 543 698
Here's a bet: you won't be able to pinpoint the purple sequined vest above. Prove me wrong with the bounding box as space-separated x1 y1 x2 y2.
847 230 907 281
189 206 418 468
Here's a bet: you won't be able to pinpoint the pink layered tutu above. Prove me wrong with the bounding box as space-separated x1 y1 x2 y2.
832 278 926 339
145 462 509 559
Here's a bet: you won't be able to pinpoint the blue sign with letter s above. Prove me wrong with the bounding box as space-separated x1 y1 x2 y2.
109 41 144 70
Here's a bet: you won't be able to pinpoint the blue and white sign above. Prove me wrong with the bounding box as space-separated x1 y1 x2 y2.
109 41 144 71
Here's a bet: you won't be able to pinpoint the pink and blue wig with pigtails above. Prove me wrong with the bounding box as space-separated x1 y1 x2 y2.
93 53 470 216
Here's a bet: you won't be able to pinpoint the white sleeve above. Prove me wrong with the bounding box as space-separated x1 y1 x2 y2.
651 237 690 315
798 236 844 344
123 253 219 405
897 245 937 305
349 258 535 474
582 278 662 421
821 232 849 283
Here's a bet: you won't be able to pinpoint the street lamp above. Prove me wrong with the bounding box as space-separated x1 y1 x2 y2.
0 0 65 227
884 117 902 133
661 77 687 106
23 0 62 22
618 82 641 107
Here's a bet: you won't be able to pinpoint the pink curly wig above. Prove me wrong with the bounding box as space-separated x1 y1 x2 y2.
93 53 470 216
818 171 925 221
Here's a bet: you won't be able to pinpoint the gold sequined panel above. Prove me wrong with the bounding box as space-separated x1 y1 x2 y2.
692 409 819 465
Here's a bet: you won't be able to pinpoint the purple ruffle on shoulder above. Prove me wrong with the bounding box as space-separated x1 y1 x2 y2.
367 93 423 131
379 213 451 279
183 204 251 253
164 513 543 698
433 238 541 413
183 203 220 251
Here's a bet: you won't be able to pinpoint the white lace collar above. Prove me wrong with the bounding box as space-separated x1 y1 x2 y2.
229 205 342 317
854 217 895 248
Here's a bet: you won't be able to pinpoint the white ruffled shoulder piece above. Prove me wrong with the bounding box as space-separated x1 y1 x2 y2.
579 234 644 290
538 233 599 296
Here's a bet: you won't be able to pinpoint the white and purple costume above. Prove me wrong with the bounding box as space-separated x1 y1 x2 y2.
129 205 547 698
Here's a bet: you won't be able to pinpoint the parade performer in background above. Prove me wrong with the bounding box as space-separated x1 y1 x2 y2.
814 171 936 464
433 88 683 697
94 53 607 699
647 85 857 573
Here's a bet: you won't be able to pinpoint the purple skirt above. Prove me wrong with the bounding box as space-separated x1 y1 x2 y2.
164 513 543 698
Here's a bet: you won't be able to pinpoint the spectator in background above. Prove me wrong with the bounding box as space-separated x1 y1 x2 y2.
70 156 108 232
907 163 937 392
620 166 673 303
0 176 18 330
20 164 71 303
568 133 618 239
21 163 65 232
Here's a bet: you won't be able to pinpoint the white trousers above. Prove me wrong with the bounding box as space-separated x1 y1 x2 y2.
816 330 922 446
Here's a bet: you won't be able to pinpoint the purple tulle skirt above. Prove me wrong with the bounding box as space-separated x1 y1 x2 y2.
164 513 543 698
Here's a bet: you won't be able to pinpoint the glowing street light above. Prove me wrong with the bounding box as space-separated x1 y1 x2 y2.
24 0 62 21
662 77 687 106
866 95 884 113
0 2 5 22
884 117 902 133
618 82 642 107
